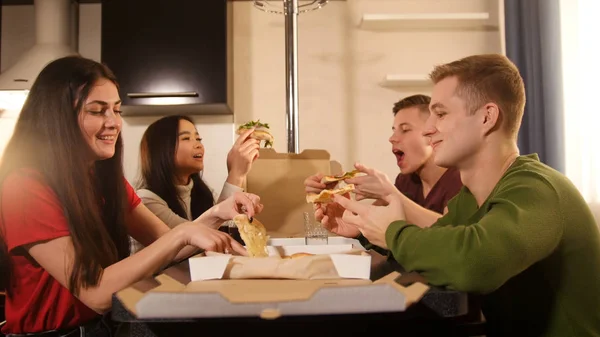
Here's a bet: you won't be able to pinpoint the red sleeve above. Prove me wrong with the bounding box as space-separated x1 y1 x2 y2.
1 170 70 252
124 178 141 212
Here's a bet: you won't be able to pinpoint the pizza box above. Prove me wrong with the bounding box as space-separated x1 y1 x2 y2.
244 148 343 237
115 238 429 319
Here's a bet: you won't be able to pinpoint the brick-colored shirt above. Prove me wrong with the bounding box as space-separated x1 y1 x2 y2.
394 167 463 214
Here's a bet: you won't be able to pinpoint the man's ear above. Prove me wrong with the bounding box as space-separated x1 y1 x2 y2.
481 103 501 135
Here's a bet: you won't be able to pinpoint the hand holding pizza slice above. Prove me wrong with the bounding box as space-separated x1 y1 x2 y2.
305 184 356 203
306 169 361 204
232 214 269 257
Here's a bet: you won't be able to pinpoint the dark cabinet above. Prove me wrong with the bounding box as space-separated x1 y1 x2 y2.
101 0 232 116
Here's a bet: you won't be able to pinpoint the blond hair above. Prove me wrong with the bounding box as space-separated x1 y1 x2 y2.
429 54 526 139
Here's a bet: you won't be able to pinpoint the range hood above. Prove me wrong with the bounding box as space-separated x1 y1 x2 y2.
0 0 77 111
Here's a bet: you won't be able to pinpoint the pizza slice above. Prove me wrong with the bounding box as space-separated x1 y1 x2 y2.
321 169 360 184
232 214 269 257
306 184 355 203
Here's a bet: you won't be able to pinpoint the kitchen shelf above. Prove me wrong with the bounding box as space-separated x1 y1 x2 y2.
380 74 431 88
359 12 494 31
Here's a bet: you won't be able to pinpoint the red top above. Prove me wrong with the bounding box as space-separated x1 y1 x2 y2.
1 169 141 333
394 167 463 214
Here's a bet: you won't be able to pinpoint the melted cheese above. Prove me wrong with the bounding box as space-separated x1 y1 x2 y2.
233 214 269 257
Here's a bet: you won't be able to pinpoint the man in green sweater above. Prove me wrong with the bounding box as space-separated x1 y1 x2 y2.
324 54 600 336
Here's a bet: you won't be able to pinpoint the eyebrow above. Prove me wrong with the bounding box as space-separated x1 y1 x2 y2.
429 102 446 111
85 100 122 106
178 131 200 136
393 122 411 130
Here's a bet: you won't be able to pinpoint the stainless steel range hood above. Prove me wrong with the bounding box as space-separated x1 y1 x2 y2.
0 0 77 111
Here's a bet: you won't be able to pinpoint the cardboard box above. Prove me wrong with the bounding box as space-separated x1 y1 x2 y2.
115 238 429 319
245 148 342 237
116 269 428 320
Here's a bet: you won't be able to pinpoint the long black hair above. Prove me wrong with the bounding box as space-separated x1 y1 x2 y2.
0 56 130 294
138 115 215 220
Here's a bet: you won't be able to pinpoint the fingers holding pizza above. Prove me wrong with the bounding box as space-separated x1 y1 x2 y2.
305 169 361 204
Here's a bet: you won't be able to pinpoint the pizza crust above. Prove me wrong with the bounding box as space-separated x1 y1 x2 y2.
306 184 355 203
232 214 269 257
321 169 360 184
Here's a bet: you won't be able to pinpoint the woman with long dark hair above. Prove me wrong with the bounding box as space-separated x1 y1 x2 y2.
0 56 262 336
131 115 260 252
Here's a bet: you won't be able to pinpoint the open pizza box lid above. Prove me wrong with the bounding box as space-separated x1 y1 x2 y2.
115 269 429 320
115 238 429 319
244 148 342 238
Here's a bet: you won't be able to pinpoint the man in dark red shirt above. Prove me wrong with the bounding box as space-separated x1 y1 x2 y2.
388 94 463 215
332 95 463 254
304 94 463 244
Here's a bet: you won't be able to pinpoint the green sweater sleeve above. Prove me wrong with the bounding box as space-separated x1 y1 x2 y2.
385 171 564 294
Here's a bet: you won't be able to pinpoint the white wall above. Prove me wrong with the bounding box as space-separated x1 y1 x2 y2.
0 0 503 191
234 0 503 180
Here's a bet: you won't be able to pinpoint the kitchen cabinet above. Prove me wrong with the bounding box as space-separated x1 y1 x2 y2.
101 0 232 116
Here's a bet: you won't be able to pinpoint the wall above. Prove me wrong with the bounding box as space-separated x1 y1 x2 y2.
234 0 503 179
0 0 503 192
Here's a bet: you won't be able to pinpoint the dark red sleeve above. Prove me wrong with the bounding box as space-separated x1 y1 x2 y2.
124 178 141 212
1 170 70 252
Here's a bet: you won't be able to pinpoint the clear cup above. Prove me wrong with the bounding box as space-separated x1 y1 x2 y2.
304 211 328 245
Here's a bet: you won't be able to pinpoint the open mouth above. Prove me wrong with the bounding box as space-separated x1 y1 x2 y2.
193 153 203 159
393 149 405 162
